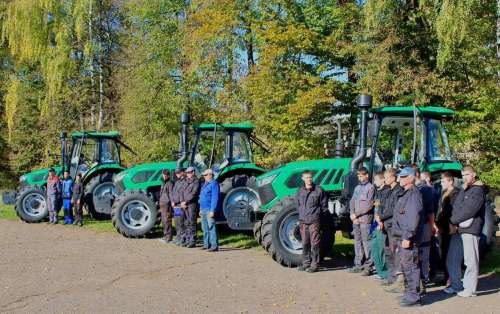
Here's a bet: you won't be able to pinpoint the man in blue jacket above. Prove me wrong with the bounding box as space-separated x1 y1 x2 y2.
61 171 74 225
199 169 220 252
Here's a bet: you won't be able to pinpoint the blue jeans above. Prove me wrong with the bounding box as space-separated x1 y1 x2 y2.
200 211 218 249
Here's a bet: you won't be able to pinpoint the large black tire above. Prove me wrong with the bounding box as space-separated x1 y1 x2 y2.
15 186 48 223
253 219 263 246
220 175 260 230
111 190 159 238
261 197 335 267
84 172 116 220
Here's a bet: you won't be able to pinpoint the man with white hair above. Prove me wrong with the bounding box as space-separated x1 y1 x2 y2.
392 167 424 307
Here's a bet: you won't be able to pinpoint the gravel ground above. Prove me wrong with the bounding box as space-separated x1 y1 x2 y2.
0 219 499 313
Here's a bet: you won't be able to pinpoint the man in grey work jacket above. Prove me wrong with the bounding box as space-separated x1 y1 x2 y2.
295 170 328 273
393 167 424 307
347 167 375 274
181 166 200 248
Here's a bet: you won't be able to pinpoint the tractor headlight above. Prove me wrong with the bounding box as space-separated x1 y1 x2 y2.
258 173 279 187
19 175 26 183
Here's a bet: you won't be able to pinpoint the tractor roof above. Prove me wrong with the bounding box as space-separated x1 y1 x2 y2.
194 122 254 132
371 106 455 119
71 131 121 138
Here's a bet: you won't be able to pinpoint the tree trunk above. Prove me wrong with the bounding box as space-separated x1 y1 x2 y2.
497 0 500 81
89 0 96 128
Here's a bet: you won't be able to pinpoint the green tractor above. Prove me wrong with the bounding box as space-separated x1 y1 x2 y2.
3 131 132 222
111 113 268 238
253 94 499 267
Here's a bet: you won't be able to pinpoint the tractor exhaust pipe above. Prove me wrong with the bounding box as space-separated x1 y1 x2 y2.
176 113 190 169
350 94 372 170
60 131 67 172
335 120 343 158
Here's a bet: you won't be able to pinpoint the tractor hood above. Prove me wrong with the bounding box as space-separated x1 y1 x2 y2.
256 158 352 211
113 161 177 193
19 166 63 187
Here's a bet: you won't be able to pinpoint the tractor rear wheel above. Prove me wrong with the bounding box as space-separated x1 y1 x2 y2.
111 190 159 238
84 172 116 220
261 197 335 267
15 186 48 223
220 175 260 230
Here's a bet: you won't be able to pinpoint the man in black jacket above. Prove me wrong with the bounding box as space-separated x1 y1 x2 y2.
181 166 200 248
159 170 174 243
171 168 186 246
379 168 404 287
295 170 328 273
449 165 485 298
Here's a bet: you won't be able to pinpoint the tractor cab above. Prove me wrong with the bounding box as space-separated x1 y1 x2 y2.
189 122 258 176
365 107 461 177
65 131 124 180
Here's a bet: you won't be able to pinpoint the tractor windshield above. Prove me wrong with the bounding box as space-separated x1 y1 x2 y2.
427 119 453 161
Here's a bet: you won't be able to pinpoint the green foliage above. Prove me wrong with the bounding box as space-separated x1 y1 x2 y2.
0 0 498 190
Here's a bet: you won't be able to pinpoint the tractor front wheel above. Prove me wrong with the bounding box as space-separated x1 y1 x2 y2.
15 186 48 223
261 197 335 267
111 190 159 238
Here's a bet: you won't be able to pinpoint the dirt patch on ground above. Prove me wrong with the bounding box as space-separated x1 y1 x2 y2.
0 220 499 313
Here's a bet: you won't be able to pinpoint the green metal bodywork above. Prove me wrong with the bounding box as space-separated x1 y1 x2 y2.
71 131 121 138
83 163 125 182
114 161 177 191
195 122 254 131
256 106 462 213
20 166 63 187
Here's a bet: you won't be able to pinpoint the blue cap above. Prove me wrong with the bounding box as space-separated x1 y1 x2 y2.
398 167 416 177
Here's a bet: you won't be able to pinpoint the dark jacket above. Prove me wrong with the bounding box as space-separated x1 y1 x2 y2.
417 183 436 221
392 185 423 243
435 186 461 235
159 180 173 206
295 184 328 224
374 185 390 214
379 183 403 228
450 181 486 236
171 177 185 205
72 181 83 203
182 177 200 205
349 181 375 224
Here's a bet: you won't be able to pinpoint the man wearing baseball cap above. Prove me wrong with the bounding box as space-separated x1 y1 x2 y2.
199 168 220 251
181 166 200 248
392 166 424 307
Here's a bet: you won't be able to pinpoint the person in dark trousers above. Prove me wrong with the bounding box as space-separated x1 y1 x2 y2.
181 166 200 248
435 172 460 286
379 168 404 290
392 167 423 307
46 168 61 224
295 170 328 273
414 169 436 289
448 165 486 298
421 170 441 282
347 167 375 274
371 171 390 279
171 168 186 246
61 171 74 225
199 169 220 252
72 173 84 226
159 170 174 243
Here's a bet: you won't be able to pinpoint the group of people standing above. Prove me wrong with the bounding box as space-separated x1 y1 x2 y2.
296 164 487 307
46 168 84 226
158 166 221 252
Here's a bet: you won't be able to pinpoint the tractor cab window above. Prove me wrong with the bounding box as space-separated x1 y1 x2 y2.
427 119 452 161
191 129 226 174
375 116 424 169
100 139 120 164
231 132 252 163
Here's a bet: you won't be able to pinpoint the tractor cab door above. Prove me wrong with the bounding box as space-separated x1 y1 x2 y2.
69 137 84 179
77 137 100 178
191 128 227 175
99 138 121 165
228 131 253 164
371 113 425 171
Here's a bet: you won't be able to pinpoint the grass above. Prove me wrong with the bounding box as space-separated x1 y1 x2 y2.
1 198 498 273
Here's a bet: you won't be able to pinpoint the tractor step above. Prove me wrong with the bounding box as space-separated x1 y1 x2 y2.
2 191 17 205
